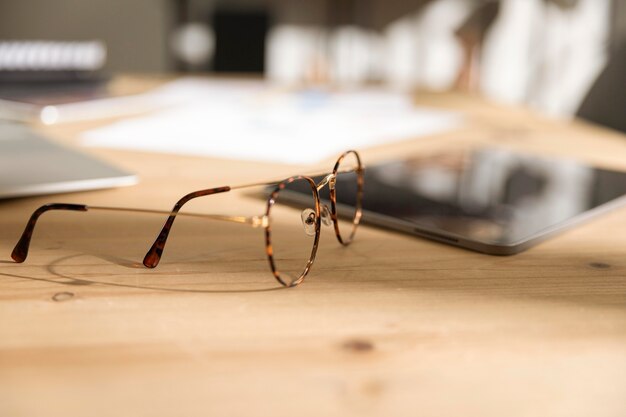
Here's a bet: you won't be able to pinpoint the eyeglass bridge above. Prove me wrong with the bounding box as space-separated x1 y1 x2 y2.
316 174 336 191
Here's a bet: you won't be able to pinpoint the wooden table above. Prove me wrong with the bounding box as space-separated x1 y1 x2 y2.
1 77 625 417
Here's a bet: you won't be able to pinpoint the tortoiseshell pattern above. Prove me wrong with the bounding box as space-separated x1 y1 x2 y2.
143 186 231 268
11 203 87 263
265 176 321 287
330 150 364 245
10 150 364 288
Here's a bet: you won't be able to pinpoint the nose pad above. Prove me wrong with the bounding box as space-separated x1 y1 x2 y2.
300 208 317 236
321 205 332 226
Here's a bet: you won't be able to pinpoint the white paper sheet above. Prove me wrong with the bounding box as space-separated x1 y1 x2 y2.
81 78 462 164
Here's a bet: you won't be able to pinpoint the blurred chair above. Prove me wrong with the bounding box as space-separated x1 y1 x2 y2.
454 1 500 92
479 0 611 117
576 42 626 133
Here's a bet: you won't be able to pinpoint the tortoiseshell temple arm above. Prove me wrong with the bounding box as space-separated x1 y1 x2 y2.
10 186 271 265
142 186 231 269
11 203 87 263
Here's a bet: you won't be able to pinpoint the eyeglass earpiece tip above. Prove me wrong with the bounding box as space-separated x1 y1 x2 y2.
11 249 26 263
143 252 160 268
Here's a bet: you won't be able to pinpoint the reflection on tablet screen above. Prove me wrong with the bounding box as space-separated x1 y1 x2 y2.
283 148 626 253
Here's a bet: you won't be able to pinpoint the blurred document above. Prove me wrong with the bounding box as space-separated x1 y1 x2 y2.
81 78 462 164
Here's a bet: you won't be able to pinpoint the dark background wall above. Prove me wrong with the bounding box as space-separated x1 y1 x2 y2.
0 0 623 72
0 0 173 72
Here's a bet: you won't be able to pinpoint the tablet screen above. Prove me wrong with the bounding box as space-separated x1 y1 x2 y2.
283 148 626 250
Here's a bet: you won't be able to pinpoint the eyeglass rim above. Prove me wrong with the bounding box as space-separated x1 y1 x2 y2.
264 149 364 287
330 149 364 246
265 175 321 287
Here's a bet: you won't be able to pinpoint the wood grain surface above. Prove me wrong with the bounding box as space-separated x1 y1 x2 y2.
1 78 625 417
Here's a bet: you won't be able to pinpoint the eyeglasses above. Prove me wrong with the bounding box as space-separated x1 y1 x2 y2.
11 150 364 287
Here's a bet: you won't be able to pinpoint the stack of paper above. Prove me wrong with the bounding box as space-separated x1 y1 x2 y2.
81 78 462 164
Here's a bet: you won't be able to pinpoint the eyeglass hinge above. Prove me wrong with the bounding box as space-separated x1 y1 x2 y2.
329 175 336 190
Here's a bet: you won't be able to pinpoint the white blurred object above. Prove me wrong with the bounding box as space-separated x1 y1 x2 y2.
383 16 421 89
264 0 610 117
266 25 327 85
481 0 610 117
383 0 610 116
0 40 106 71
329 26 384 87
529 0 611 116
267 24 385 87
170 23 215 68
383 0 471 91
480 0 542 104
414 0 471 90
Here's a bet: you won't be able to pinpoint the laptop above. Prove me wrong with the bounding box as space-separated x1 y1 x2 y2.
0 121 137 199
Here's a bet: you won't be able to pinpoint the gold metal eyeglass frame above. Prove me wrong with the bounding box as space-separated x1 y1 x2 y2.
10 150 364 287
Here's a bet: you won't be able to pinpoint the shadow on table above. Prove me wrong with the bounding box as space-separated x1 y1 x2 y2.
0 209 292 293
2 207 624 302
0 253 287 294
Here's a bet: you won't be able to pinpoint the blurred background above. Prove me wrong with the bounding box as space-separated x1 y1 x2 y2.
0 0 624 128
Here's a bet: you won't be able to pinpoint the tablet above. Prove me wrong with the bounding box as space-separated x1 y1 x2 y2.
281 148 626 255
